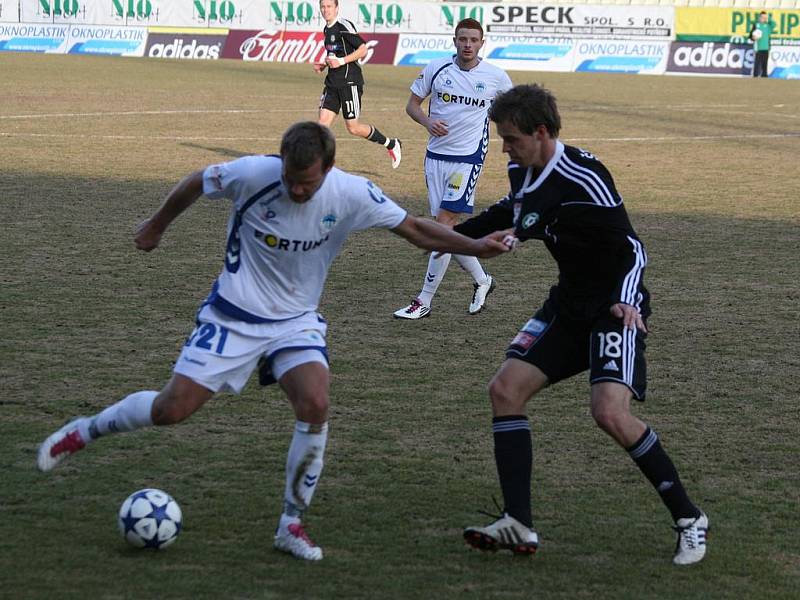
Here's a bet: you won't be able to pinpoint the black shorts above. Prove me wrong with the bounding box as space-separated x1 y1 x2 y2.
319 84 363 120
506 292 648 400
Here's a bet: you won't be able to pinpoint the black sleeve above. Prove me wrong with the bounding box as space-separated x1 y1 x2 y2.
453 198 515 239
343 32 365 49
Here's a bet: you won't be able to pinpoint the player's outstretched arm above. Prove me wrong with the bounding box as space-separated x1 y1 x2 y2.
391 215 510 259
135 169 204 252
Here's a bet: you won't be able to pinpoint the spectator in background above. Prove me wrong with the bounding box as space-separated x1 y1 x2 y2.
750 11 777 78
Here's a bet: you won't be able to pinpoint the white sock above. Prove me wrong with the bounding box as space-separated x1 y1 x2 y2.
453 254 489 285
89 391 157 439
418 253 452 307
282 421 328 520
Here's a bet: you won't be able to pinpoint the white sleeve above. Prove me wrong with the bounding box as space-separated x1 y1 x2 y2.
348 178 407 231
202 155 276 206
410 62 433 98
498 70 513 94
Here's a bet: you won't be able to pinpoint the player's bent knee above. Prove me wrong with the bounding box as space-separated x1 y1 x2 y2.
489 376 523 413
294 393 330 422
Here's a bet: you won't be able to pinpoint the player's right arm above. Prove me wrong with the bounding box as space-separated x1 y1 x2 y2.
406 93 448 137
135 170 204 252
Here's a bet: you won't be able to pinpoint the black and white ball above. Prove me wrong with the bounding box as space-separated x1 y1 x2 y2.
118 488 182 549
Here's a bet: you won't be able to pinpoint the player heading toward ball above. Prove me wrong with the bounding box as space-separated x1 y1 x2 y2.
394 18 513 320
315 0 402 168
454 84 709 565
36 122 510 561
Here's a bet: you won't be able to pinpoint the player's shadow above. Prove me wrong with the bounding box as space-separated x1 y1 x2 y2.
180 143 249 159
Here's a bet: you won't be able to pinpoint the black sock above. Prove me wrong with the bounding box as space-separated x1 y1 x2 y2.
493 415 533 527
367 126 391 147
628 427 700 522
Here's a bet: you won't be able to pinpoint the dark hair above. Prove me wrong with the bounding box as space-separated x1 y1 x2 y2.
280 122 336 170
455 18 483 39
320 0 338 5
488 84 561 137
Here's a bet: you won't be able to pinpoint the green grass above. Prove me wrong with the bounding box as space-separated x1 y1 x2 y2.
1 53 799 599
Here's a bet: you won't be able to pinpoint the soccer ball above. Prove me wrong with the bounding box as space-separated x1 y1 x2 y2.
752 29 763 41
118 488 182 549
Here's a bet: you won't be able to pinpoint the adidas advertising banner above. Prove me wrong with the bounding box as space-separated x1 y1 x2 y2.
145 29 228 59
675 8 800 45
0 22 145 55
17 1 673 40
666 41 753 76
220 29 398 64
0 1 20 23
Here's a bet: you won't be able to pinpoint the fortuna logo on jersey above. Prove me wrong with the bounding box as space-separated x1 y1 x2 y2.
254 230 331 251
436 92 486 107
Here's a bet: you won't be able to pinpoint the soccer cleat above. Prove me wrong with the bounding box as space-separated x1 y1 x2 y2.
468 275 496 314
393 298 431 320
37 417 88 472
274 522 323 561
672 512 709 565
388 139 402 169
464 513 539 556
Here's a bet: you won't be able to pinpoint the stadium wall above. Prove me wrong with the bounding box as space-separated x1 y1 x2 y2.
1 1 798 78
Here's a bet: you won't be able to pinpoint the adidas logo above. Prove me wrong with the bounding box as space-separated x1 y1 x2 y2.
602 360 618 371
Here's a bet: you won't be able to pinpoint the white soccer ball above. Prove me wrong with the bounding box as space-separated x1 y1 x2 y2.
118 488 182 549
752 29 763 41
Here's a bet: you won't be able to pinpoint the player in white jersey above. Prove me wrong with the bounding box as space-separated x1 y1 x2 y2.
36 122 511 561
394 18 513 320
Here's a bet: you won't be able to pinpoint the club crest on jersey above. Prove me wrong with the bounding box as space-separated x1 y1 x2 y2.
263 209 276 221
321 213 337 232
522 212 539 229
475 81 486 93
443 77 453 87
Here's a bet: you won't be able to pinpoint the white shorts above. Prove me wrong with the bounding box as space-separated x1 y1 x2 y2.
174 305 329 394
424 157 483 216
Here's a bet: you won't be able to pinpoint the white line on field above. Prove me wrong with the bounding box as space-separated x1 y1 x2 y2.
0 104 797 121
2 132 799 143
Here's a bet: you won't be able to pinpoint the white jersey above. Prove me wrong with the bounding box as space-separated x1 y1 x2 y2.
411 56 512 164
202 155 407 321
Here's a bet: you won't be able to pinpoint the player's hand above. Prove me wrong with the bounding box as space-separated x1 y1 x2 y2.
325 55 344 68
313 62 326 73
427 120 448 137
134 218 164 252
610 303 647 333
473 233 513 258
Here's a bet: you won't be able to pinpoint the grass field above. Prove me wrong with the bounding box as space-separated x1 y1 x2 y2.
1 52 799 599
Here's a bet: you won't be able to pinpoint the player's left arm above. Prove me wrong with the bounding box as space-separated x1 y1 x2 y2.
391 216 510 258
327 33 367 67
135 170 204 252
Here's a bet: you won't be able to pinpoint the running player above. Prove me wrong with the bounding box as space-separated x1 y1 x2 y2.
36 122 510 561
393 18 512 320
455 85 709 565
315 0 401 168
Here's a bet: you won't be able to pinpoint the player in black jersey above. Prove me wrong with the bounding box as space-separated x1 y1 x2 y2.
457 84 709 565
315 0 402 168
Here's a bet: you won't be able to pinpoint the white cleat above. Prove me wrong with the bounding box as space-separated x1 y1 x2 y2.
388 139 402 169
464 513 539 556
468 275 496 314
672 512 709 565
393 298 431 320
37 418 88 472
274 522 323 561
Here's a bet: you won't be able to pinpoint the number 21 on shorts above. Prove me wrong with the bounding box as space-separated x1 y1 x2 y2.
185 323 229 355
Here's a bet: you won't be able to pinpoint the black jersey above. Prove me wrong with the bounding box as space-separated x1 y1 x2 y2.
323 19 365 87
455 142 649 317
